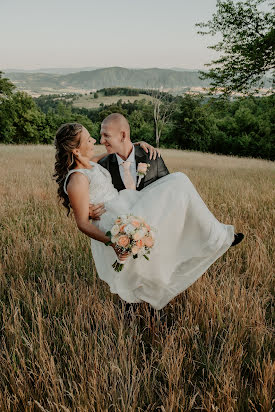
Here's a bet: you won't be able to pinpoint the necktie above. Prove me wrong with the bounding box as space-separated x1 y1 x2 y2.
122 161 136 190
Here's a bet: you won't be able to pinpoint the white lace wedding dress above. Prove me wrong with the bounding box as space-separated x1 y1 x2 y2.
64 161 234 310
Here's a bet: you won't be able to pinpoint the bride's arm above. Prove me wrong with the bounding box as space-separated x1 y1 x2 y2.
66 172 128 260
91 141 161 163
67 172 111 243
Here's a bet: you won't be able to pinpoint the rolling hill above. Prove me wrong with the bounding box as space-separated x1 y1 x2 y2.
6 67 211 93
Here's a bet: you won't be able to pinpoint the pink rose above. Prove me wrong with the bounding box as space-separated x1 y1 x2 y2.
132 246 139 255
133 231 142 241
144 236 154 247
136 239 144 248
131 219 140 228
145 223 151 231
117 235 130 247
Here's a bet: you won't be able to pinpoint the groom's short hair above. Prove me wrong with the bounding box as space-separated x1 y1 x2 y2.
102 113 130 136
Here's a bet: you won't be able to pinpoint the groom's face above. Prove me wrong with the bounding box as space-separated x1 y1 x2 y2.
100 121 124 154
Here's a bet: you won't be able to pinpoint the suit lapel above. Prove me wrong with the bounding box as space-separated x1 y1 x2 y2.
135 146 148 191
108 147 148 192
109 154 125 191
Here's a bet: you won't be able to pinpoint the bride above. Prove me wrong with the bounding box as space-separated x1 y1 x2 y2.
54 123 243 310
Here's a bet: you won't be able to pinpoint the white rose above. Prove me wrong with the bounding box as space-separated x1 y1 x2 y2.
139 228 147 238
151 230 156 239
120 215 129 224
137 229 146 239
111 225 120 236
124 224 135 235
138 247 146 256
111 236 118 244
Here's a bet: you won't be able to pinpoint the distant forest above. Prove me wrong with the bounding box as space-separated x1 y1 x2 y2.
0 80 274 160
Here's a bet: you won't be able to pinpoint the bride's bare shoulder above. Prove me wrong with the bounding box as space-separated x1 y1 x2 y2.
66 171 89 194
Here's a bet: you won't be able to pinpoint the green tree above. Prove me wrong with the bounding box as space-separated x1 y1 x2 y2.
0 71 15 97
0 92 51 144
45 102 96 139
97 105 128 122
128 110 154 143
196 0 275 94
171 95 213 151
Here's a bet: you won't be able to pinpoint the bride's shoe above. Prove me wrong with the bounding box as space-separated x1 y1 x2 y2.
231 233 244 247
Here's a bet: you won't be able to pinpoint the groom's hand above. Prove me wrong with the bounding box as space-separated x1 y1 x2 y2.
88 202 106 220
134 141 161 160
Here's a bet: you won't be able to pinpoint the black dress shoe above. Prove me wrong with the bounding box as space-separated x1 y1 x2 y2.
231 232 244 247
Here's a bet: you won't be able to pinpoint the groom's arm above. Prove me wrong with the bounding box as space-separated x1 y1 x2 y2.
89 203 106 220
93 141 160 163
142 152 169 189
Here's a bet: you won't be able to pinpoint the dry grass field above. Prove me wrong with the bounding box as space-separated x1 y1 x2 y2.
0 145 274 411
72 93 155 109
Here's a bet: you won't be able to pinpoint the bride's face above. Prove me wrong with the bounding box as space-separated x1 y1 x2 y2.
100 121 124 154
77 127 97 159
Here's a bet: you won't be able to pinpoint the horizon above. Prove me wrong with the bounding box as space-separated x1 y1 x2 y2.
1 65 203 72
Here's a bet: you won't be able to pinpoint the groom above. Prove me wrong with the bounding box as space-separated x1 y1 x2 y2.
89 112 170 220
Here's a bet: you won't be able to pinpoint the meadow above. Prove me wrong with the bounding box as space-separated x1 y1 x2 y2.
72 93 155 109
0 145 274 411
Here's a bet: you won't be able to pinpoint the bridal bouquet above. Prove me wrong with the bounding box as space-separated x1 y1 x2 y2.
105 214 155 272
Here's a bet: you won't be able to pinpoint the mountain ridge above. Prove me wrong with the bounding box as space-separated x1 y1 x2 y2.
6 66 210 92
2 66 200 75
5 66 272 94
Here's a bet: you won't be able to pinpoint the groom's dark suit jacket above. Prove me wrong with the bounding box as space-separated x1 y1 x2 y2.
98 145 170 191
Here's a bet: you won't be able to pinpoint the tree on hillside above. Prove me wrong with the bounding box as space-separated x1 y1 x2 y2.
152 91 175 148
196 0 275 94
0 71 15 97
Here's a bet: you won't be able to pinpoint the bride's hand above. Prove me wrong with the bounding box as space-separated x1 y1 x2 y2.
134 141 161 160
111 244 130 262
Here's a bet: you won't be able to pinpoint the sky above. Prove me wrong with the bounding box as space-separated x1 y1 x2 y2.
0 0 239 70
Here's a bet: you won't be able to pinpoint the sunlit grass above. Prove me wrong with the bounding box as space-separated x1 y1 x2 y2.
0 144 274 411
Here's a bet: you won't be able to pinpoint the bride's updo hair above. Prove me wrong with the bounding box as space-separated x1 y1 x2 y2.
53 122 83 215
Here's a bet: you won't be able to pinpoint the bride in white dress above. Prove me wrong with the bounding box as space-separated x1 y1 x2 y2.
54 123 238 310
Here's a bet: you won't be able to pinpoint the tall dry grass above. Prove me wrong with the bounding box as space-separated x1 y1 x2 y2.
0 145 274 411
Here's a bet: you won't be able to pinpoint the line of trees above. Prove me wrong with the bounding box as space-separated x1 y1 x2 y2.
98 87 140 96
1 73 274 160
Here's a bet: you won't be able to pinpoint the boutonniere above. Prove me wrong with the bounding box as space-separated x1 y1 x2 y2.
137 163 150 187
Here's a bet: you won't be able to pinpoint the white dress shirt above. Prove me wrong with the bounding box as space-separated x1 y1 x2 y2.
116 144 137 186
